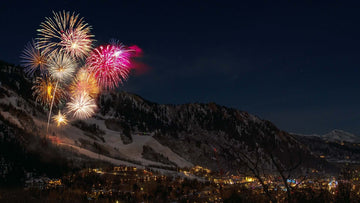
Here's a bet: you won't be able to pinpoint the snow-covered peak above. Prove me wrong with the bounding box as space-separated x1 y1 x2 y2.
293 129 360 143
322 129 360 143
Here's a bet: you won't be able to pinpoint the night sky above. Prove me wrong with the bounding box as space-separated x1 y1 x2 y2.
1 1 360 135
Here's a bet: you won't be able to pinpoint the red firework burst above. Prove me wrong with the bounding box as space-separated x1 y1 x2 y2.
86 44 134 90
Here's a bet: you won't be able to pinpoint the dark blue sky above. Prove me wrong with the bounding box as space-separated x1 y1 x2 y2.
1 0 360 135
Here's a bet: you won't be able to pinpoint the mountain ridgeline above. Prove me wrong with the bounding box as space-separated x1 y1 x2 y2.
1 60 355 177
97 91 332 173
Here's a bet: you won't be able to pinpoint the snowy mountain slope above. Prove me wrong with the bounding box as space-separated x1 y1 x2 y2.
70 117 192 168
323 129 360 143
0 61 334 175
0 84 191 170
0 62 191 170
96 91 333 173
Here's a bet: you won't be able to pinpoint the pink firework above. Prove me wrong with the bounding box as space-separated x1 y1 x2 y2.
86 44 133 90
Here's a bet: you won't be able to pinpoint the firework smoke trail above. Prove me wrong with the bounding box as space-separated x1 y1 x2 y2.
21 40 47 76
128 45 142 57
37 10 94 58
46 80 58 135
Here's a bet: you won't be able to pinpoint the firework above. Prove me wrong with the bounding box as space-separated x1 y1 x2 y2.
67 92 97 119
86 44 132 89
32 76 65 106
53 111 68 127
37 10 94 58
47 51 77 82
23 10 143 137
21 40 47 76
60 28 93 58
69 68 99 98
46 51 76 133
109 40 134 67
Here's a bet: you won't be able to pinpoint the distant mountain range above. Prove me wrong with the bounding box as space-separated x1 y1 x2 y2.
1 60 360 180
294 129 360 143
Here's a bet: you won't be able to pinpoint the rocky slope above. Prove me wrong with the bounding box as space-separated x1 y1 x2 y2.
0 60 337 177
97 91 334 174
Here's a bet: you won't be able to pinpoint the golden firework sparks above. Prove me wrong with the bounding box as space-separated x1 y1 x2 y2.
37 10 94 58
32 76 65 106
21 40 47 76
69 68 99 98
52 111 68 127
